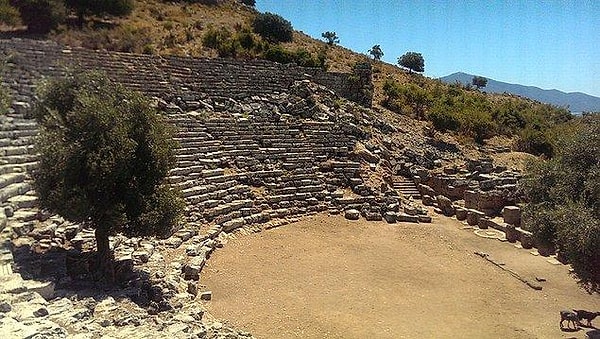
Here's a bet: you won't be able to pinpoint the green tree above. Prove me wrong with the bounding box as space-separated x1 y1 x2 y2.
33 72 183 283
368 44 383 60
0 0 21 26
252 12 293 43
398 51 425 73
321 31 339 45
521 114 600 292
10 0 66 33
472 76 488 89
239 0 255 6
65 0 133 25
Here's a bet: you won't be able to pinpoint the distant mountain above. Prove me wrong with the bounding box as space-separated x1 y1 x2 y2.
439 72 600 114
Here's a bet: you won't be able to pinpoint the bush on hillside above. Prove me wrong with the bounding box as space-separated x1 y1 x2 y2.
11 0 66 33
521 114 600 292
239 0 255 6
0 0 21 26
252 12 293 43
66 0 134 18
263 45 326 69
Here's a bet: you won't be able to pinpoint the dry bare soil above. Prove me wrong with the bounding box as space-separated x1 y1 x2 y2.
201 214 600 339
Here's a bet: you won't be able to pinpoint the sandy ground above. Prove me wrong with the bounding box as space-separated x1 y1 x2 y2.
200 214 600 339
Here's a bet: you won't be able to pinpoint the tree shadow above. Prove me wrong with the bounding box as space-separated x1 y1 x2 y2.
11 243 172 313
586 329 600 339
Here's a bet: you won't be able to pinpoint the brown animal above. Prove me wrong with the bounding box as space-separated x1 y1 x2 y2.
574 309 600 327
560 310 580 330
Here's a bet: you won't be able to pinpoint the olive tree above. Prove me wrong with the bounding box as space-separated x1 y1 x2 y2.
398 51 424 73
33 72 183 283
472 76 488 89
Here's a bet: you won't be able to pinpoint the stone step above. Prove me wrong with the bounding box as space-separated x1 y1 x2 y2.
0 182 32 203
0 145 35 156
7 194 38 209
0 154 37 165
0 162 37 175
0 173 27 190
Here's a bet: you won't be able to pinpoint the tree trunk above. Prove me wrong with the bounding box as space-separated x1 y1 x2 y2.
95 227 115 284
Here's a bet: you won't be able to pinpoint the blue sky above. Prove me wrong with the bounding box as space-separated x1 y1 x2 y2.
256 1 600 97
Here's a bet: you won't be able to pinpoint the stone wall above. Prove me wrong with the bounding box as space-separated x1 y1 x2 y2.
0 38 372 109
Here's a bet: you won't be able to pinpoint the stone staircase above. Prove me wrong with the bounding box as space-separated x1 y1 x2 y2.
0 116 39 231
392 176 421 199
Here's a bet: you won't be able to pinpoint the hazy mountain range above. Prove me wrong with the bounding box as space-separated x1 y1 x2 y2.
440 72 600 114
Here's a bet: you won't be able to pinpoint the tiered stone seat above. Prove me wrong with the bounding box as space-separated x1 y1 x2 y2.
0 117 38 221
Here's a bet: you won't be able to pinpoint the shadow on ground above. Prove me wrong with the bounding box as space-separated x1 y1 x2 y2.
11 244 172 314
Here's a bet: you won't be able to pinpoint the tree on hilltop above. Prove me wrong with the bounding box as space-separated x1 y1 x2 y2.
253 12 293 43
472 76 488 89
398 51 425 73
368 44 383 60
321 31 339 45
33 72 183 283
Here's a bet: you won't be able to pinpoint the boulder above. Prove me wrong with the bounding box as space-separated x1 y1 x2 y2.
344 209 360 220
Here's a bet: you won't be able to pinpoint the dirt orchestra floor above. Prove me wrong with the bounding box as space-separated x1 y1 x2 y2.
200 213 600 339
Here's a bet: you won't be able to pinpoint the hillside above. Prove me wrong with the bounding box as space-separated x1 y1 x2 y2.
1 0 574 153
440 72 600 113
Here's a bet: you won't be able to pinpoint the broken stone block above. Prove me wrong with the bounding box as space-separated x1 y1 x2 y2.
505 224 519 243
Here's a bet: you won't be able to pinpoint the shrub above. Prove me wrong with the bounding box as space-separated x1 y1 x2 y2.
0 0 21 26
239 0 255 6
521 115 600 292
252 12 293 43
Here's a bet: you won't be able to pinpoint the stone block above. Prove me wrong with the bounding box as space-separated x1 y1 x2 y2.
397 213 419 223
344 209 360 220
505 224 519 243
384 212 396 223
455 207 467 221
182 257 206 281
365 212 382 221
517 228 534 249
435 195 454 216
421 195 434 206
466 209 485 226
502 206 521 227
418 215 432 223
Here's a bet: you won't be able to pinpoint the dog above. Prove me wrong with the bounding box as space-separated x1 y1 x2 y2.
560 310 580 330
574 309 600 327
